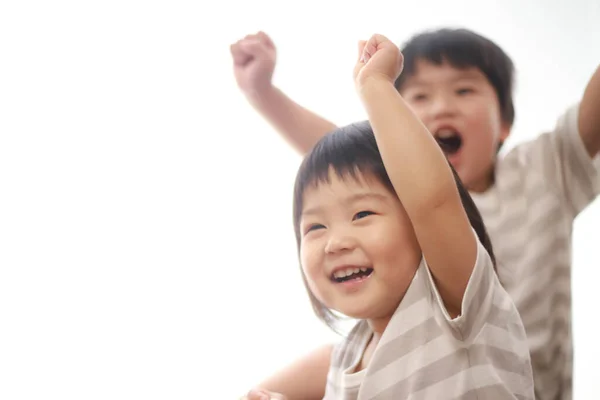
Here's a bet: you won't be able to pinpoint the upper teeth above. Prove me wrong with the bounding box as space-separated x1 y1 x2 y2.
437 129 456 138
333 267 368 279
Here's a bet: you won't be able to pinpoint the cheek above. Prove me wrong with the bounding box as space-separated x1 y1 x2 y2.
300 242 330 303
464 107 500 148
472 98 502 131
366 219 420 264
300 241 322 281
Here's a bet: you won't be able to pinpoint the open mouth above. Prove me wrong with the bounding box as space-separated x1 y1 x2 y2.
331 267 374 283
435 128 463 155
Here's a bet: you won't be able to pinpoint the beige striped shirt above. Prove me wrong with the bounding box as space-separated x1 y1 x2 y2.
324 237 534 399
472 104 600 400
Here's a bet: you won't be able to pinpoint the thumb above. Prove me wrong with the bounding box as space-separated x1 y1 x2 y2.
231 43 252 66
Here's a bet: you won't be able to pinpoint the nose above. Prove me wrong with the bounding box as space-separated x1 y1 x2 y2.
427 92 457 121
324 230 356 254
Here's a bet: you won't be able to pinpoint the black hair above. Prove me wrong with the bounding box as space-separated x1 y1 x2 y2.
395 28 515 127
292 121 496 332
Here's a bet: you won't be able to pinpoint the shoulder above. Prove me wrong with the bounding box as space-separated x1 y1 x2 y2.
423 235 507 339
496 104 583 173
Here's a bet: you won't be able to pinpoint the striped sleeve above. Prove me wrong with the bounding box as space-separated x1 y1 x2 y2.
424 233 499 340
523 104 600 217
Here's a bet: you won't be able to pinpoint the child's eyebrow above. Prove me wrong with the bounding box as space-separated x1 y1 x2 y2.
403 71 484 89
344 192 389 205
401 79 429 89
451 74 483 83
302 192 389 216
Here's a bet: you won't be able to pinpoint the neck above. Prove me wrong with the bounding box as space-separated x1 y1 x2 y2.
367 316 392 336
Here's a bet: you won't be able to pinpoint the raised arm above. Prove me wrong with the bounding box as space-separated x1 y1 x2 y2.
230 32 337 155
579 64 600 157
354 35 477 317
521 64 600 218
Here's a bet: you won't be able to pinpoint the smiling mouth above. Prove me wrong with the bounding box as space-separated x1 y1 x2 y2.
331 268 374 283
435 129 463 155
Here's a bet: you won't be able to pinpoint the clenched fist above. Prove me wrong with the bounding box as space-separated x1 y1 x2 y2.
230 31 277 96
354 34 404 89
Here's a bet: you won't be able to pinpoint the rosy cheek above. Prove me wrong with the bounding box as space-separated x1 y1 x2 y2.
300 255 314 276
301 247 321 277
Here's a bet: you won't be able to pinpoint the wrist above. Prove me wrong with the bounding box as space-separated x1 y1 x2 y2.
245 83 278 106
356 74 396 98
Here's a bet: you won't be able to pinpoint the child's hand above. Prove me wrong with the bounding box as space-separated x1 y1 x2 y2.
354 34 403 89
230 32 277 97
240 388 287 400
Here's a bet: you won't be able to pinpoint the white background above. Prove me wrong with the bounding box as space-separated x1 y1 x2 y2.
1 0 599 398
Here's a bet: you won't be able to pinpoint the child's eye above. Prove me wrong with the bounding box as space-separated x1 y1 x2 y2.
305 224 325 234
353 211 374 220
456 88 474 96
411 93 428 102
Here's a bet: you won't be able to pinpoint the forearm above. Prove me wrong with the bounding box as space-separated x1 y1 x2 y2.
579 64 600 157
247 87 338 155
357 78 457 214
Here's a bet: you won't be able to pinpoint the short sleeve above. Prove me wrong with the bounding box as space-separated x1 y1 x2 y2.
520 104 600 217
424 231 500 340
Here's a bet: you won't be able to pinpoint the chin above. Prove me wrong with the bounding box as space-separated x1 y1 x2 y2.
454 166 474 187
336 301 392 321
331 304 373 320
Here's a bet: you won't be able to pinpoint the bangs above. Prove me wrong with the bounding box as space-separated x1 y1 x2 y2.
402 30 493 73
293 121 393 238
